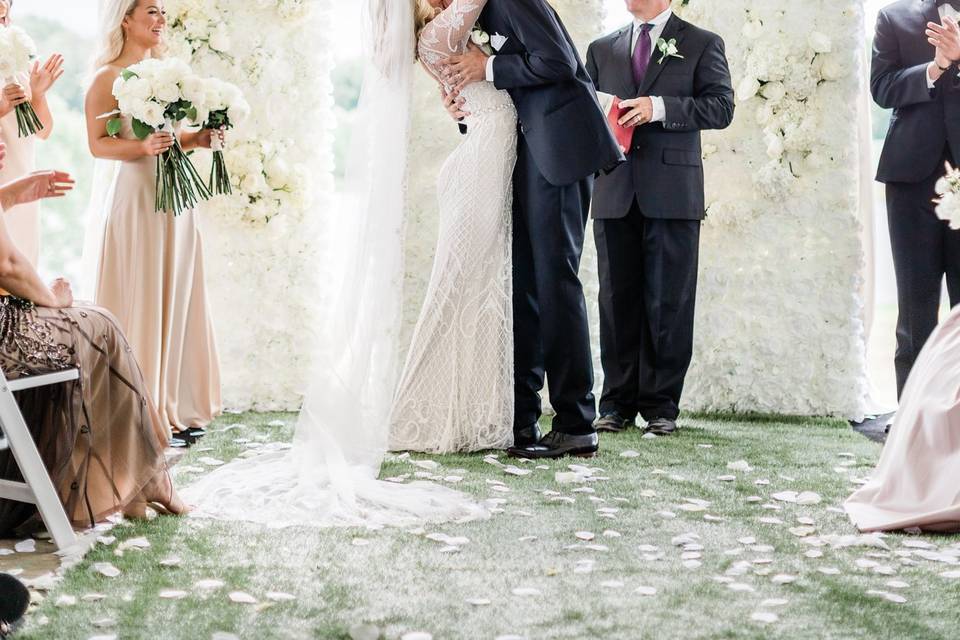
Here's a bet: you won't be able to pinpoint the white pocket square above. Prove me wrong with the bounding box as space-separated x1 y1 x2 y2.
491 33 508 51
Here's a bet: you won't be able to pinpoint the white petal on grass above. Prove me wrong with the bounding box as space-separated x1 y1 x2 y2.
348 624 381 640
266 592 297 602
159 556 182 568
682 560 703 569
195 579 226 590
603 530 622 538
212 634 241 640
886 580 910 589
55 595 77 607
466 597 492 606
158 590 189 600
717 475 736 482
759 517 784 525
771 574 797 585
796 491 822 505
401 633 433 640
494 636 527 640
771 491 798 503
728 582 755 592
118 537 151 552
679 504 706 512
518 536 538 543
502 466 531 477
601 580 625 589
804 550 824 559
761 598 790 607
14 539 36 553
751 612 779 624
93 563 121 578
939 570 960 579
867 590 907 604
635 586 657 596
228 591 258 604
738 537 757 546
197 457 225 467
512 587 541 597
620 450 641 458
81 594 107 603
727 460 753 472
575 531 596 541
818 567 841 575
789 526 817 538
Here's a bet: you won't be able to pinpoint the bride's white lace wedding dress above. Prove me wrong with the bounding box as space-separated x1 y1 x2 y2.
389 0 517 453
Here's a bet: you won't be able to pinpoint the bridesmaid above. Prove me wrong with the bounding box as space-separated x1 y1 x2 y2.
0 0 65 266
0 158 188 534
845 304 960 533
83 0 222 443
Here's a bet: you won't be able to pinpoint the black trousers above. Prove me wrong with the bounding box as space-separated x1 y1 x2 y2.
887 156 960 397
594 200 701 422
512 135 596 435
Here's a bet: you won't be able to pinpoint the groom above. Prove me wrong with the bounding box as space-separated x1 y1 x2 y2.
442 0 624 459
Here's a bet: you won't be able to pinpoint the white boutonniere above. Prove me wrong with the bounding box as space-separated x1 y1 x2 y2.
656 37 684 64
470 25 494 56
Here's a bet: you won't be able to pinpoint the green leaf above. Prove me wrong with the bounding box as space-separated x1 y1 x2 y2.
121 69 137 81
106 118 122 137
186 106 198 122
131 118 154 140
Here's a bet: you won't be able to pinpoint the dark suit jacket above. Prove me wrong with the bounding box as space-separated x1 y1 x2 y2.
479 0 624 186
873 0 960 184
586 14 734 220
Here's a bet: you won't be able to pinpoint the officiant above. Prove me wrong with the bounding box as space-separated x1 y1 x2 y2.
585 0 733 436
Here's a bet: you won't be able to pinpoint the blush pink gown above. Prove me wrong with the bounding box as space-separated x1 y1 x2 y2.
0 74 40 266
845 304 960 532
94 116 222 433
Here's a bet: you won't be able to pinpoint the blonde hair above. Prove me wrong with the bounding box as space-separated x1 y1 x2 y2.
413 0 435 58
93 0 166 69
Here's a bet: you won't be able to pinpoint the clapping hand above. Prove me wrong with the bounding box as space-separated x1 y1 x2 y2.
928 16 960 67
30 54 65 99
618 97 654 128
1 171 74 209
440 43 489 93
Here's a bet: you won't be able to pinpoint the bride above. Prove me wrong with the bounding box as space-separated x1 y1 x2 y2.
184 0 515 526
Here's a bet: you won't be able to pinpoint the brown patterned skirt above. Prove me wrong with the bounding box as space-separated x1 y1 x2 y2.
0 298 169 534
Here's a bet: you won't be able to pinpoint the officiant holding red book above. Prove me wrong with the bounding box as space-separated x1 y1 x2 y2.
586 0 733 436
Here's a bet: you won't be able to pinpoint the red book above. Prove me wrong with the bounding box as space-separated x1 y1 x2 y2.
597 92 634 154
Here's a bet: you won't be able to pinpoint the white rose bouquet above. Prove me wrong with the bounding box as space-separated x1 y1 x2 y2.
0 25 43 137
184 77 250 195
104 58 210 216
935 162 960 230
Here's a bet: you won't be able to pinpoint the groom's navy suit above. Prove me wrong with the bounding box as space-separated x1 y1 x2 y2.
478 0 624 435
873 0 960 397
586 13 733 423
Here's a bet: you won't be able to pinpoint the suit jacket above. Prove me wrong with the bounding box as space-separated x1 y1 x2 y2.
479 0 624 186
586 14 734 220
873 0 960 184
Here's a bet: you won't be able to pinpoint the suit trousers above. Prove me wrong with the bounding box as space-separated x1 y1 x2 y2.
887 152 960 397
512 135 597 435
594 200 701 422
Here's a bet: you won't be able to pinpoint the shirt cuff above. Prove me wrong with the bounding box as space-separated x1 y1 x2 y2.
928 63 937 90
485 55 496 82
650 96 666 123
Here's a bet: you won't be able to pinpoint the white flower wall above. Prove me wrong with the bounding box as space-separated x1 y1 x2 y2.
675 0 868 417
165 0 332 410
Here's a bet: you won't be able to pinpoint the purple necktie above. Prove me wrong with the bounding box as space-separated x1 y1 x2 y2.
632 23 653 87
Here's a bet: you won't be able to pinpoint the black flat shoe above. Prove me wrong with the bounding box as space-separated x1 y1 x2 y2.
169 437 189 449
643 417 677 436
508 430 599 459
0 573 30 638
513 424 542 448
181 427 207 440
595 412 632 433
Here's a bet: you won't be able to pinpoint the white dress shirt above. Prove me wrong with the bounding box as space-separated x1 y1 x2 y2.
929 5 959 88
630 7 673 123
484 7 672 125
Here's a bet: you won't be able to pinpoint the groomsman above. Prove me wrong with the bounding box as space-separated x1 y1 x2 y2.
873 0 960 398
585 0 733 435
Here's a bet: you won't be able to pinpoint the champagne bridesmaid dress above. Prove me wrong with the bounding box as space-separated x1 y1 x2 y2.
0 74 40 266
845 304 960 533
94 116 222 433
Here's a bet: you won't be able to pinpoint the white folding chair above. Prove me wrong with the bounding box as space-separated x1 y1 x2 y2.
0 367 80 550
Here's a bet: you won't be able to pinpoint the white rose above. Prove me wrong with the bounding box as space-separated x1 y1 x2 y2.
737 76 761 101
137 101 166 128
759 81 786 102
808 32 832 54
765 132 784 160
265 156 291 189
209 24 232 52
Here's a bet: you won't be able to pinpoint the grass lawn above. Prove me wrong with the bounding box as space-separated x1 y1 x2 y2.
13 412 960 640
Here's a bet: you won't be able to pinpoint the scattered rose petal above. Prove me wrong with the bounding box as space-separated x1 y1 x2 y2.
401 633 432 640
751 612 779 624
158 590 188 600
195 579 225 590
229 591 258 604
55 595 77 607
635 586 657 596
266 592 296 602
620 450 641 458
348 624 381 640
14 539 36 553
466 598 492 606
512 587 541 597
93 563 121 578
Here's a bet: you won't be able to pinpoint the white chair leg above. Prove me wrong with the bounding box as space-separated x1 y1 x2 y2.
0 391 77 550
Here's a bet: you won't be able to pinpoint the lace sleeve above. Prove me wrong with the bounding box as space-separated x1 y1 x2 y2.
417 0 488 77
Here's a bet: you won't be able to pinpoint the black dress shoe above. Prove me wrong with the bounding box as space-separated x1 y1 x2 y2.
595 412 632 433
508 430 599 459
0 573 30 638
644 417 677 436
513 424 542 447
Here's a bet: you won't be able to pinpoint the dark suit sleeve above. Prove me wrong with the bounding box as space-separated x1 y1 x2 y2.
585 41 600 85
871 9 936 109
660 35 734 133
490 0 578 89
